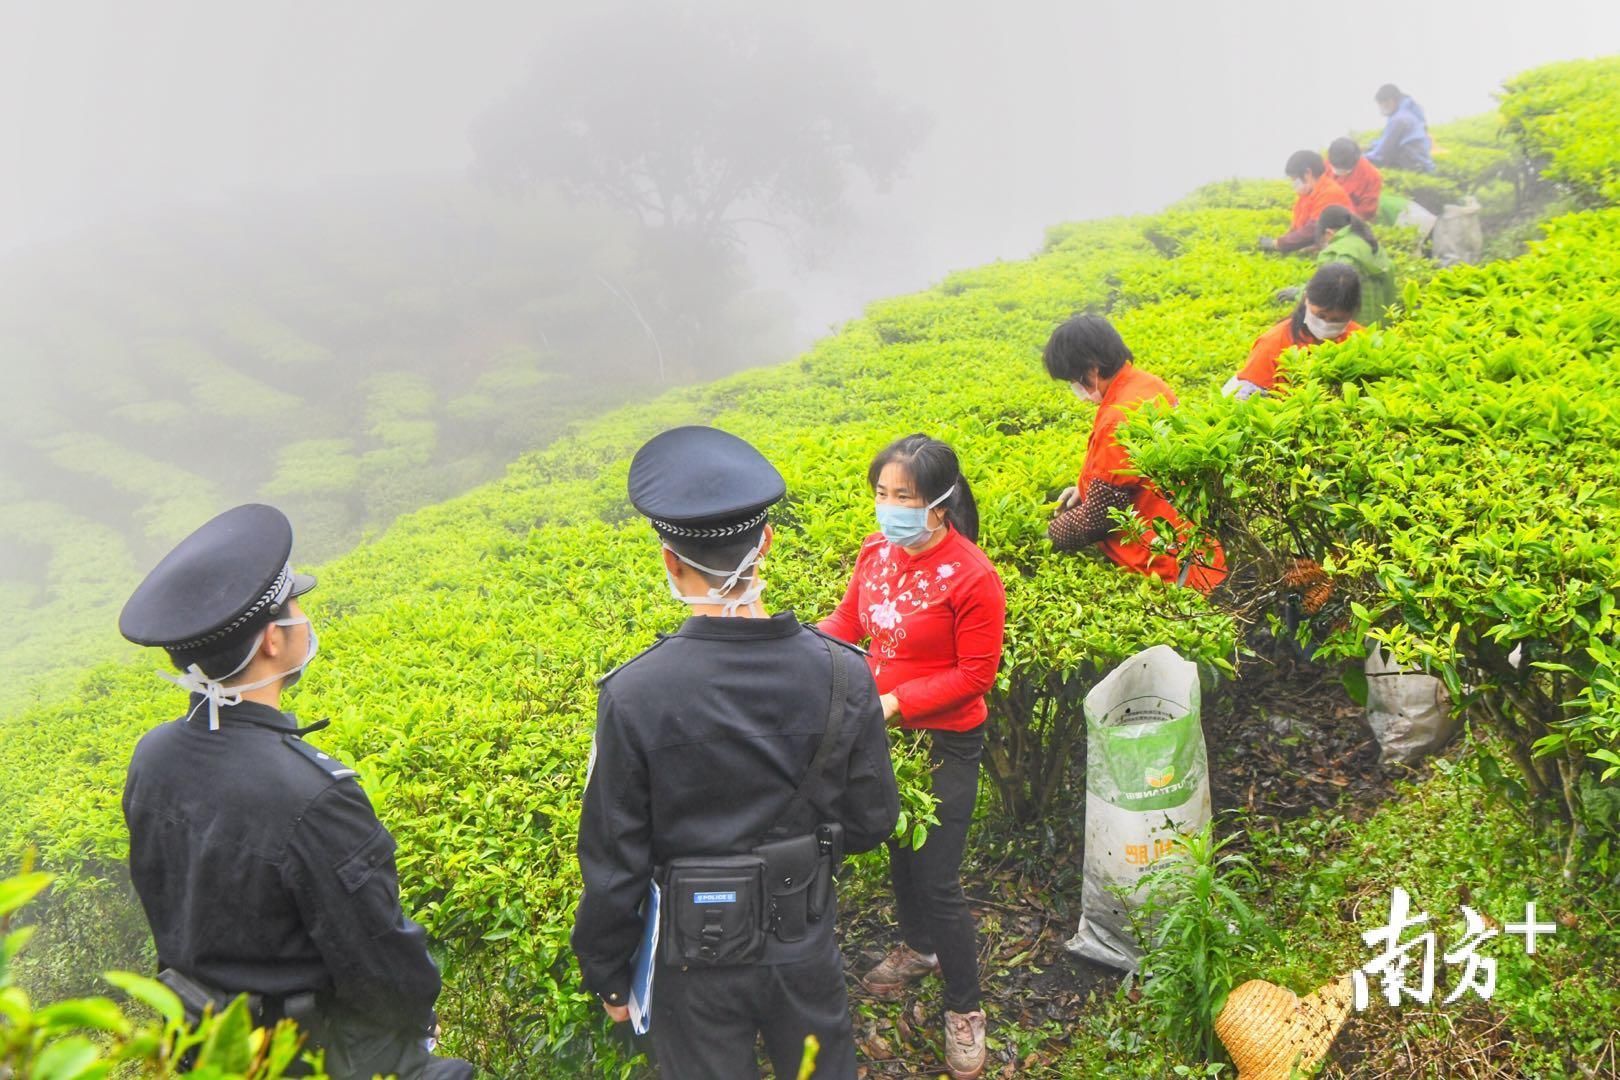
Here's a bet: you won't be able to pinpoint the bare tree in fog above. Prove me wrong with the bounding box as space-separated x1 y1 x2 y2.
470 5 927 386
471 5 927 254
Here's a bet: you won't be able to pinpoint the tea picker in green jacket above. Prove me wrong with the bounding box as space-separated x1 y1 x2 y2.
1277 205 1397 327
1314 206 1396 326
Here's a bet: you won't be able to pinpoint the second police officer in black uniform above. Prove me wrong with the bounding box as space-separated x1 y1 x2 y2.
571 426 901 1079
119 503 473 1080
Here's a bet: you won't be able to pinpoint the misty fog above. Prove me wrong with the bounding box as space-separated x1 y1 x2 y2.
2 0 1619 709
7 1 1620 330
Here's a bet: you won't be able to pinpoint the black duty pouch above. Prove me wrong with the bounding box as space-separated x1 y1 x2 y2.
661 855 767 967
755 833 820 943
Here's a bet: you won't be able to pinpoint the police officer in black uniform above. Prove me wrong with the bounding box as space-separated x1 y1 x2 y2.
571 426 900 1079
119 503 473 1080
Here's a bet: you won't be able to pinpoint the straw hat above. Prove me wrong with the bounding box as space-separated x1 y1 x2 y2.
1214 974 1354 1080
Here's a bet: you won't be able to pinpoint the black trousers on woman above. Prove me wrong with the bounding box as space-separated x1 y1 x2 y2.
889 725 983 1013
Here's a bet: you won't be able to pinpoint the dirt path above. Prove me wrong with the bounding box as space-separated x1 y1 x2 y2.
836 658 1394 1077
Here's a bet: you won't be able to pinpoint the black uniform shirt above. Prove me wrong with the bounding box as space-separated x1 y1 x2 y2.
122 698 441 1030
571 611 901 1002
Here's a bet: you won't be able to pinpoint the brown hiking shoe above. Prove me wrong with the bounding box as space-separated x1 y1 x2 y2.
859 943 940 1000
943 1009 987 1079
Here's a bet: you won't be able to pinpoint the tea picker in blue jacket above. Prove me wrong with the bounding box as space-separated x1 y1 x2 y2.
1366 83 1435 173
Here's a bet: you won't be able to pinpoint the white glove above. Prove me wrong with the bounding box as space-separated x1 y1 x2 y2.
1222 376 1267 401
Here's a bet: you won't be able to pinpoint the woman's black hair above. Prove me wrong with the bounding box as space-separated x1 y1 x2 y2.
867 433 980 543
1292 262 1362 340
1285 150 1326 180
1042 314 1134 384
1315 204 1380 252
1327 137 1362 171
1375 83 1403 103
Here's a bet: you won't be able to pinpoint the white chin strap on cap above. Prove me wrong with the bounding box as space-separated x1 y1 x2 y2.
159 617 316 730
664 540 766 617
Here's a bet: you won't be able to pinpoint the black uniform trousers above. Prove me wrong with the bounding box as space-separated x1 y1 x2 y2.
649 941 856 1080
890 726 984 1014
176 998 472 1080
316 1009 474 1080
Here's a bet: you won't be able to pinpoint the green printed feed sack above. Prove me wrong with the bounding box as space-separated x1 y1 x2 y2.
1065 644 1212 971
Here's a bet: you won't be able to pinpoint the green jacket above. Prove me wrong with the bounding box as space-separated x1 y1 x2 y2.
1317 231 1397 326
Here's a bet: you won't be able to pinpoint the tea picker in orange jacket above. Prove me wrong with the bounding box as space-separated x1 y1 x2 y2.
1043 314 1227 594
1327 137 1382 222
1224 262 1362 400
1260 150 1352 254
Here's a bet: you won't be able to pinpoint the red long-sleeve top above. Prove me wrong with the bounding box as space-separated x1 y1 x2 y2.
819 527 1006 733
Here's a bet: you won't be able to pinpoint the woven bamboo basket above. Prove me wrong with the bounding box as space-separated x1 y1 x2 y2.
1214 973 1355 1080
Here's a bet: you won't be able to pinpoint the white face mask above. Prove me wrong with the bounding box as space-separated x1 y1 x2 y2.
265 616 318 692
664 541 766 617
161 615 319 730
1304 310 1349 341
1071 380 1102 404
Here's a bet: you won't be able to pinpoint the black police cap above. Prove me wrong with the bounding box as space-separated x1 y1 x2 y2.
627 426 785 540
119 504 316 656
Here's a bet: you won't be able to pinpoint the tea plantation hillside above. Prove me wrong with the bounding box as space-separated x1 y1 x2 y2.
0 180 780 717
1127 56 1620 851
4 57 1619 1077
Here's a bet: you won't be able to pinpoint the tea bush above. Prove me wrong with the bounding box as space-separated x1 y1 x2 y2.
0 183 740 715
1125 204 1620 869
1500 56 1620 204
4 54 1616 1077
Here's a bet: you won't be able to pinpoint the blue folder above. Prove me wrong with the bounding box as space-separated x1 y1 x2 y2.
628 880 660 1035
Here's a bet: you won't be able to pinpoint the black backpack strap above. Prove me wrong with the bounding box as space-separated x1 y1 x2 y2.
773 634 850 833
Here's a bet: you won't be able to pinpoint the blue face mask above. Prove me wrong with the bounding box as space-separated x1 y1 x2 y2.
875 484 956 547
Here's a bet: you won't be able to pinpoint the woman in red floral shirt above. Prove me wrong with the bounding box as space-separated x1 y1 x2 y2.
819 433 1006 1080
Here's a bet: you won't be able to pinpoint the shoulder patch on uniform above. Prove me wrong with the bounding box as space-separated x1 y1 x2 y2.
595 634 671 686
804 623 869 657
282 733 360 782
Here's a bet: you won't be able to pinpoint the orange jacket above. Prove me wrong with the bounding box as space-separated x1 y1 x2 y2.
1234 316 1362 393
1276 174 1352 252
1333 156 1383 221
1080 364 1227 593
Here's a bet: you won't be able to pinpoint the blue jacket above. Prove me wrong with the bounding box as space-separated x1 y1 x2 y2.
1366 96 1434 173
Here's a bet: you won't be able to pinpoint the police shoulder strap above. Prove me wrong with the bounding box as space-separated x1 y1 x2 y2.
772 634 850 832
